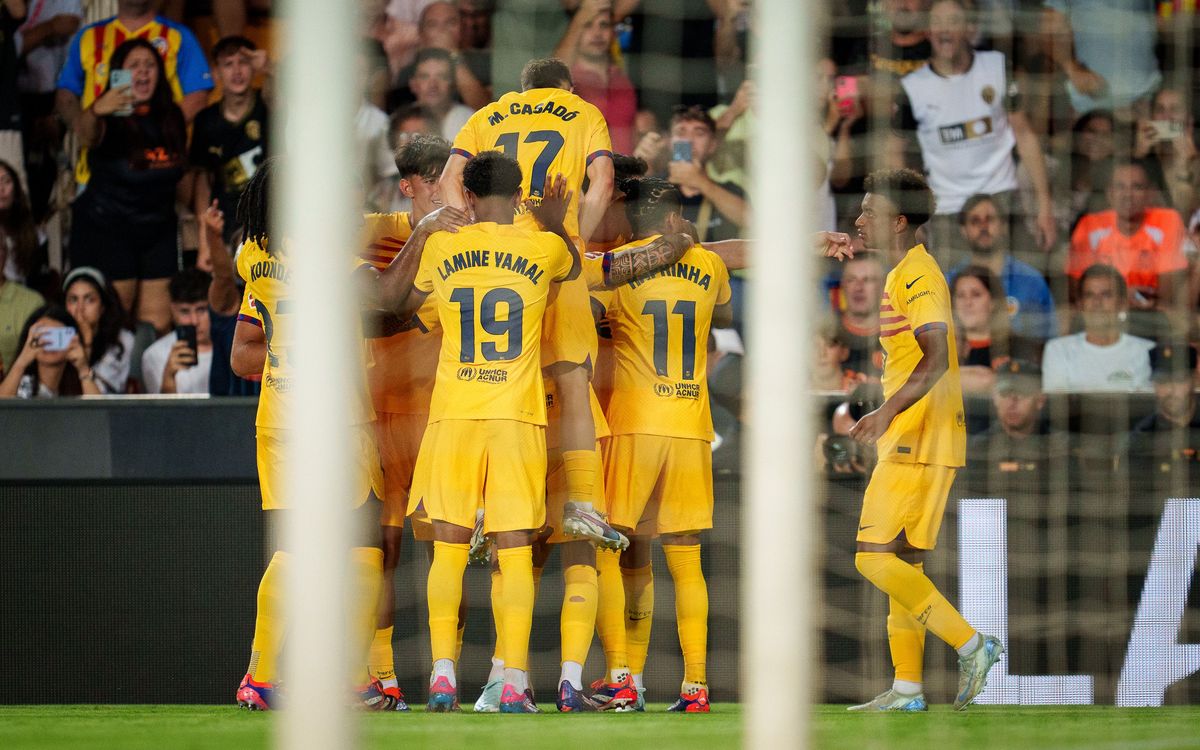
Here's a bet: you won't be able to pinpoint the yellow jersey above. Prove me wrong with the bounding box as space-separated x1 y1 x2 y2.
414 222 575 425
359 212 441 415
603 236 731 441
451 88 613 238
236 239 375 429
877 244 966 467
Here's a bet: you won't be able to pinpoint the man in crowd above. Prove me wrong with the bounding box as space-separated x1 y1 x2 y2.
888 0 1055 259
407 48 473 141
666 105 748 243
190 35 269 266
1128 344 1200 497
951 193 1057 343
141 268 213 395
1042 264 1154 393
389 1 490 111
836 251 884 380
1067 161 1190 326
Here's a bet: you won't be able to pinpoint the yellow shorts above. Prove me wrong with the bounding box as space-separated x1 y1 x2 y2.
374 412 429 528
542 274 594 369
857 460 957 550
603 433 713 536
411 419 547 534
544 442 608 544
256 424 383 511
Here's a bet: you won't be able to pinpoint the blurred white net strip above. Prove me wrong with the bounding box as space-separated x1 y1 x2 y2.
744 1 822 747
278 0 361 746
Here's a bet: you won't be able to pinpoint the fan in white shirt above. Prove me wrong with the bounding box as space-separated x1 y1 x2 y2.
1042 264 1154 393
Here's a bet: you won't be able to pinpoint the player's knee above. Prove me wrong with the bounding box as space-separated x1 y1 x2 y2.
854 551 893 581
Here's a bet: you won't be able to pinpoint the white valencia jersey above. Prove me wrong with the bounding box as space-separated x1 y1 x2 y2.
896 50 1017 215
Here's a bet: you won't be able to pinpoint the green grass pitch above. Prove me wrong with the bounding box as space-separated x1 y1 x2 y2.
1 705 1197 749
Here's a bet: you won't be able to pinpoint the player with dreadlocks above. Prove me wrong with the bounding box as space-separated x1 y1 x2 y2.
228 158 469 711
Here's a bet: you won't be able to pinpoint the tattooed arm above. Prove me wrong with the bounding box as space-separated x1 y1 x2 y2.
601 232 694 288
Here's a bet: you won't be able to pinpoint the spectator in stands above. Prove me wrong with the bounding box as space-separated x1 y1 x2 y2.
952 265 1010 394
1066 161 1190 321
389 103 439 149
141 269 213 395
388 1 490 110
835 251 884 379
0 232 43 375
828 0 932 79
14 0 82 221
1134 85 1199 220
1068 109 1115 222
67 38 187 336
0 304 101 397
951 193 1057 343
813 317 856 392
554 0 637 153
1042 263 1154 393
62 266 132 394
406 48 473 141
55 0 213 134
664 105 748 242
888 0 1055 259
1041 0 1159 117
0 158 42 285
965 359 1065 489
457 0 493 52
1128 343 1200 489
189 35 270 267
0 0 25 201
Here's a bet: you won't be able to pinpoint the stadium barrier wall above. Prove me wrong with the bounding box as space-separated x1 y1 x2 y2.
0 398 1196 705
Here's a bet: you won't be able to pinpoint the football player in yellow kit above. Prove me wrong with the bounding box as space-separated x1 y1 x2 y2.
402 152 579 714
228 158 466 712
845 168 1002 712
441 57 614 245
600 178 733 713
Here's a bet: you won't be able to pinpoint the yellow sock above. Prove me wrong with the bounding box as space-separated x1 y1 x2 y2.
490 567 505 663
369 626 395 682
621 563 654 675
855 552 976 649
348 547 384 685
888 562 927 684
561 563 599 666
595 549 629 674
249 551 288 683
562 449 599 503
664 544 708 684
497 546 536 671
428 541 469 663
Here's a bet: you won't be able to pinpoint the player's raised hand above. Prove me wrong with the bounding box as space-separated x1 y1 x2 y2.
815 230 853 261
417 205 472 234
529 173 573 231
202 199 225 237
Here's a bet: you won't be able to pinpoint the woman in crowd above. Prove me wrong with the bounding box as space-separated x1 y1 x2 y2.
0 305 102 398
953 265 1011 395
68 38 187 336
62 267 134 394
0 159 42 285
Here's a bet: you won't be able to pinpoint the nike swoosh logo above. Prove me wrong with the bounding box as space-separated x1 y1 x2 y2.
905 275 924 289
858 525 873 531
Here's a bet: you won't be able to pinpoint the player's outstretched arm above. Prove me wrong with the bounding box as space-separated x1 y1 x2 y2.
374 206 470 316
848 327 949 446
529 173 582 280
602 232 693 287
579 154 615 245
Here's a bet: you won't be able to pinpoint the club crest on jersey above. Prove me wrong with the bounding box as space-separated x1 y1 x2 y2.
246 120 261 140
981 85 995 105
151 36 169 56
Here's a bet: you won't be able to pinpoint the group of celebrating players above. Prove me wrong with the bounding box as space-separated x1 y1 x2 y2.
225 57 732 715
